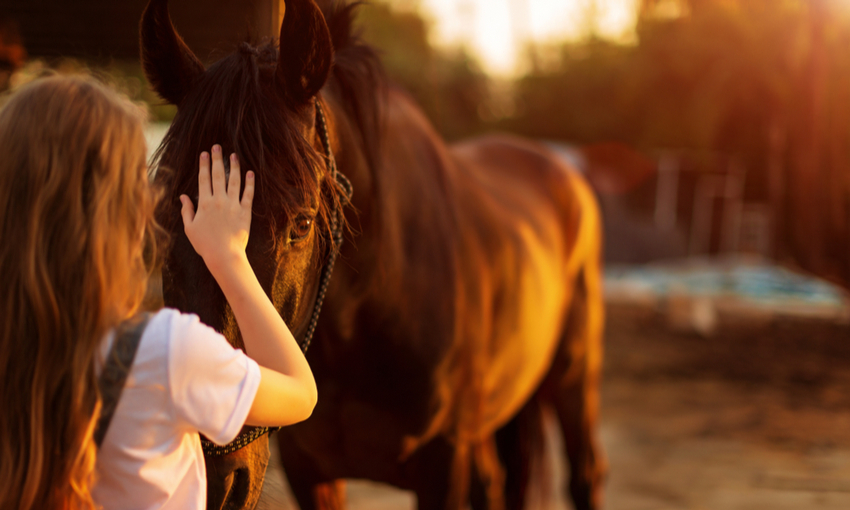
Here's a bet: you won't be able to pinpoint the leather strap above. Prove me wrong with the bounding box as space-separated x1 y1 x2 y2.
94 313 152 448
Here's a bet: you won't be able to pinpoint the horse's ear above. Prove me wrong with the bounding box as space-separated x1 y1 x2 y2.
139 0 205 106
276 0 333 106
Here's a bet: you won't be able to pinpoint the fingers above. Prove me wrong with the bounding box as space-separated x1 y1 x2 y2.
199 145 250 208
228 153 241 200
179 195 195 227
198 151 211 199
211 145 226 195
242 171 255 211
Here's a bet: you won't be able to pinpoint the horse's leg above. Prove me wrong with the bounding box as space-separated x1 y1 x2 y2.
312 481 346 510
276 436 345 510
405 436 469 510
470 400 545 510
469 436 508 510
543 264 607 510
499 399 545 510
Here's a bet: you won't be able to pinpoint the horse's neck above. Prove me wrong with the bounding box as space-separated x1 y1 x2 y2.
335 87 459 270
327 91 481 446
330 89 464 356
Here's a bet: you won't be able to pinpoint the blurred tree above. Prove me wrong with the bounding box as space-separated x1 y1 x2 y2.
505 0 850 288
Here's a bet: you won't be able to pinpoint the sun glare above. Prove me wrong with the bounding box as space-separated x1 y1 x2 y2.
396 0 640 77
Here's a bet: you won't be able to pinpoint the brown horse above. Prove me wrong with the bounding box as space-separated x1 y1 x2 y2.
141 1 606 509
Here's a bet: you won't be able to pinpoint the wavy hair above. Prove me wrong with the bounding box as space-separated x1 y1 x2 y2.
0 75 160 510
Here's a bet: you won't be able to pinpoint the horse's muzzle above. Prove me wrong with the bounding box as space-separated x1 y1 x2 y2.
205 433 270 510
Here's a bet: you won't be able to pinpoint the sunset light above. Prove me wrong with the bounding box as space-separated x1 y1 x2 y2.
3 2 850 510
395 0 641 76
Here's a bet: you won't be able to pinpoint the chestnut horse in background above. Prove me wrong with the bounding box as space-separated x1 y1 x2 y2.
141 0 606 509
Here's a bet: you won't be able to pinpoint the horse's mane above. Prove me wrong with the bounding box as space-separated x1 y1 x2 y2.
153 0 385 248
322 1 385 176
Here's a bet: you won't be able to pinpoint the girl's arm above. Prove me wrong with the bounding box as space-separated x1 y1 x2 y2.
178 145 317 427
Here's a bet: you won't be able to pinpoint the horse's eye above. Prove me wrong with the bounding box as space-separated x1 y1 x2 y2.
289 215 313 243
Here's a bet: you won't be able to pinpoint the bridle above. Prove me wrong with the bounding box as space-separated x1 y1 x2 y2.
200 100 352 456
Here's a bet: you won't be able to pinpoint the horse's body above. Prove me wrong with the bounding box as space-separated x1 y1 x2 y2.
141 1 605 509
280 88 605 509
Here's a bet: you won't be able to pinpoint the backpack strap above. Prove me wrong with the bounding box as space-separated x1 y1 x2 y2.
94 312 152 448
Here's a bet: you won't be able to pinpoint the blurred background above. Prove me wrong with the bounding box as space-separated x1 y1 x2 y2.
3 0 850 508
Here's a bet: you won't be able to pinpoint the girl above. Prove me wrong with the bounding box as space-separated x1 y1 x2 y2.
0 75 316 510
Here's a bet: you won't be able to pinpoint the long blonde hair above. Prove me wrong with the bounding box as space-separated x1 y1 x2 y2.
0 75 160 510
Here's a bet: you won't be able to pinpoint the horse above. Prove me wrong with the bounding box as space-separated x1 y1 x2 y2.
141 1 607 509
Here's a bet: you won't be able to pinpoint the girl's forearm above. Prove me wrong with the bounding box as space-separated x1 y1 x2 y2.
210 252 317 403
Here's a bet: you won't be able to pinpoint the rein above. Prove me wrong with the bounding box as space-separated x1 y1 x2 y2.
200 101 352 457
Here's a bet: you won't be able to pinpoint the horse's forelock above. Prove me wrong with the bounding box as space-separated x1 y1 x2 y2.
153 44 328 244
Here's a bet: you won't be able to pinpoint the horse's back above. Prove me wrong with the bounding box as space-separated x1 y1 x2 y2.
445 134 602 436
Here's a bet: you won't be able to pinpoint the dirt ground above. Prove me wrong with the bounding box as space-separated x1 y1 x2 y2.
258 303 850 509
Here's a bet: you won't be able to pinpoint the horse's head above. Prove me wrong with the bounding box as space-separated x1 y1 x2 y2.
141 0 342 507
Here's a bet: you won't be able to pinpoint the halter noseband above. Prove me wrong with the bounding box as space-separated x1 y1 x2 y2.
200 100 352 457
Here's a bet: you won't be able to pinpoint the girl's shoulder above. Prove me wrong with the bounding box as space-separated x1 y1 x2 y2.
141 308 224 350
142 308 238 375
127 308 233 384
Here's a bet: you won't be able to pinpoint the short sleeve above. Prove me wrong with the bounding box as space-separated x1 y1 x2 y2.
166 312 261 446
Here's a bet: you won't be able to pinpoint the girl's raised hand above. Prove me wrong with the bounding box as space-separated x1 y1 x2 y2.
181 146 317 428
180 145 254 275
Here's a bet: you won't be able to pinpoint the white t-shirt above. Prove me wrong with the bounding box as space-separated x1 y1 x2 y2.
92 308 261 510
